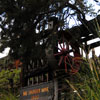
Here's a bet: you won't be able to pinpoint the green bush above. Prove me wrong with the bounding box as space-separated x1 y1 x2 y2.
0 91 18 100
66 57 100 100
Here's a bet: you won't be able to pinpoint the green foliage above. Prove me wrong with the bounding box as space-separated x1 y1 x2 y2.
0 68 21 99
0 68 21 89
66 56 100 100
0 91 18 100
0 69 9 88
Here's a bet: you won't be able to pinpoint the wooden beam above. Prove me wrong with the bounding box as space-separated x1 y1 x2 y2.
24 66 49 78
87 41 100 49
63 15 100 43
80 35 96 42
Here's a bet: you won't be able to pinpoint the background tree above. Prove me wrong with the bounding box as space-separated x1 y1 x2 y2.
0 0 98 62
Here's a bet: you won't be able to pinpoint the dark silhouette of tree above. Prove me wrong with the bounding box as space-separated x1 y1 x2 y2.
0 1 100 98
0 0 99 64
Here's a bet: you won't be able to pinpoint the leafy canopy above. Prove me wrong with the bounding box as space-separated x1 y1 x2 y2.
0 0 98 61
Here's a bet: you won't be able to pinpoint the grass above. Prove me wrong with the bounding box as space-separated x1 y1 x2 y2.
66 56 100 100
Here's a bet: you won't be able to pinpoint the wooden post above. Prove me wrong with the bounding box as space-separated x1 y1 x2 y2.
54 78 58 100
85 41 89 59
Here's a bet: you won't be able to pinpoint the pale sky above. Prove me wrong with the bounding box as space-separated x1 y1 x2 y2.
0 48 10 58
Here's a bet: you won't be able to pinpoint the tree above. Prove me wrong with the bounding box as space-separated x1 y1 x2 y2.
0 1 100 87
0 0 98 61
0 2 100 100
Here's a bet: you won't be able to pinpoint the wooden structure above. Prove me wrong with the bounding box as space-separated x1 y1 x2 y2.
20 15 100 100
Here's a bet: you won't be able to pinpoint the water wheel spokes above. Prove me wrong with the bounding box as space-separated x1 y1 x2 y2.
54 34 81 74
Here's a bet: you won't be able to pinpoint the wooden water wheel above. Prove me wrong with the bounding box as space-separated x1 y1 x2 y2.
54 33 81 74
